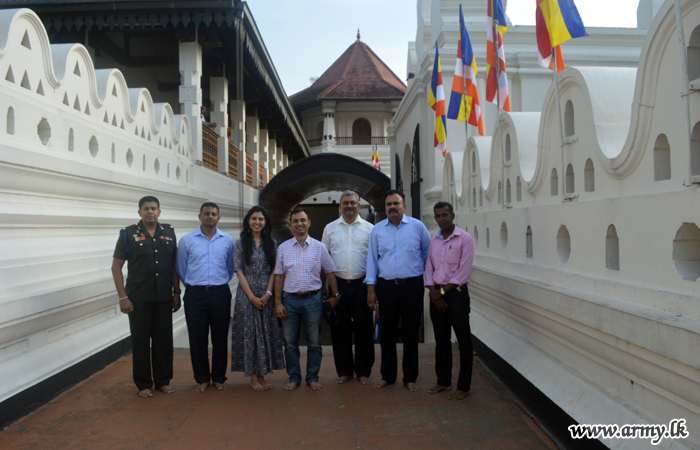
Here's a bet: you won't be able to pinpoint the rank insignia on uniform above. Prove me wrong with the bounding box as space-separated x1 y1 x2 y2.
135 236 146 241
132 234 139 238
160 236 172 240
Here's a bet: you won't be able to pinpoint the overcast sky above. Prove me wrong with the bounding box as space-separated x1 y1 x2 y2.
248 0 640 96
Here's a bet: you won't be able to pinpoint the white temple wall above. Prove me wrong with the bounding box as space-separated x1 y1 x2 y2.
392 0 700 448
0 9 257 406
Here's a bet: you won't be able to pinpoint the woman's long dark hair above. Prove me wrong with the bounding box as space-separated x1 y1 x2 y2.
240 205 276 272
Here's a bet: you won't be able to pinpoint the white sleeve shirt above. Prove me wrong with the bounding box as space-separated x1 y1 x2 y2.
321 215 374 280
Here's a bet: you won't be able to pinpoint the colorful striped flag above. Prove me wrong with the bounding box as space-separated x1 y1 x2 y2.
447 4 484 136
375 145 381 171
429 45 447 156
486 0 510 111
371 144 378 169
536 0 587 71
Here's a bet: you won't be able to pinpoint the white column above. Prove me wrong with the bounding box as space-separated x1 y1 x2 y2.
276 144 284 172
230 99 246 182
321 101 336 152
259 125 269 184
246 112 260 189
209 76 229 174
268 133 277 178
179 41 203 162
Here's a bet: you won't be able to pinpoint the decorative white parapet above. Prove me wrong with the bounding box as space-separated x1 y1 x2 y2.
435 1 700 448
0 8 258 406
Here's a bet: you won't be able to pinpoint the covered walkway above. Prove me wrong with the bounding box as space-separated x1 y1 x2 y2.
0 345 556 450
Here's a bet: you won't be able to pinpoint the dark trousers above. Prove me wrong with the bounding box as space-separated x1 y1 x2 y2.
184 284 232 384
429 286 473 391
128 301 173 391
376 275 424 385
331 278 375 378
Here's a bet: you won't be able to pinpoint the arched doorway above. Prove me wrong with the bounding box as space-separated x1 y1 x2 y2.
352 118 371 145
259 153 391 241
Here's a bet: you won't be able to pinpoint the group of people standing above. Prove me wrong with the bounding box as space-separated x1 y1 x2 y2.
112 190 474 401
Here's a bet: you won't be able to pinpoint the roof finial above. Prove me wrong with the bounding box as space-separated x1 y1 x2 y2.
357 28 361 41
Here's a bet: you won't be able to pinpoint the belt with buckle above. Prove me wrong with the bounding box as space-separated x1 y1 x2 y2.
379 275 421 285
436 283 468 291
187 284 227 291
286 289 320 298
336 276 364 284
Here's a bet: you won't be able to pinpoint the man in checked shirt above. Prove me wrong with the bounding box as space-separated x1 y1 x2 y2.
425 201 475 400
275 208 340 391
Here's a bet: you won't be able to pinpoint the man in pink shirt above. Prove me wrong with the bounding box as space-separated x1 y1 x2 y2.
274 208 339 391
424 201 475 400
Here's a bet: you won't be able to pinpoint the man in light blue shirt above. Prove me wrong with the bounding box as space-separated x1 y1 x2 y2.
365 190 431 392
176 202 234 392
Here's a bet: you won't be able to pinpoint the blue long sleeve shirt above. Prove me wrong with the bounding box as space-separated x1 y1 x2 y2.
176 227 234 286
364 215 431 285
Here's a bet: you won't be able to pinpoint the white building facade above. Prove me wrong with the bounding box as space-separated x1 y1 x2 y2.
391 0 700 448
0 3 305 425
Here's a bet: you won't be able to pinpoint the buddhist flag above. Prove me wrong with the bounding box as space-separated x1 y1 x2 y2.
429 45 447 156
447 4 484 136
536 0 587 71
372 144 381 170
486 0 510 111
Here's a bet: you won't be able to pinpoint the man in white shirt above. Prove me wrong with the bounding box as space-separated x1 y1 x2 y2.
321 191 375 384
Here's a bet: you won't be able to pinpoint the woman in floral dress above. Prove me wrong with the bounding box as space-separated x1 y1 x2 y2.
231 206 284 390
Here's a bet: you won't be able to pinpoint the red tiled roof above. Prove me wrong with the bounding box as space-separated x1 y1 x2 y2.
290 40 406 106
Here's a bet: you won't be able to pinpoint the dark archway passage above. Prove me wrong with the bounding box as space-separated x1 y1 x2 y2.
259 153 391 241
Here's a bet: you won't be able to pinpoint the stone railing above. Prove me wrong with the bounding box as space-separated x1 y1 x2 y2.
335 136 389 146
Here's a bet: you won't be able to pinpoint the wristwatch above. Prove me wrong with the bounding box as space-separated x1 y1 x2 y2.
173 288 182 294
266 290 273 296
334 293 341 298
440 287 446 296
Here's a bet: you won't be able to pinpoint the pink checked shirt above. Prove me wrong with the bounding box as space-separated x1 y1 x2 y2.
424 226 474 288
274 236 337 293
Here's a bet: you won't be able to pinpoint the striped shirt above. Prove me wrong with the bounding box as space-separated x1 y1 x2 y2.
274 235 337 293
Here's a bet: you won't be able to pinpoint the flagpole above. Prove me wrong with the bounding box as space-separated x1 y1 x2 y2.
493 2 505 208
553 49 565 198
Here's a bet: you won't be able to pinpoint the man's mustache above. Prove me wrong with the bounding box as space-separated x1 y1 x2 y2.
389 208 398 213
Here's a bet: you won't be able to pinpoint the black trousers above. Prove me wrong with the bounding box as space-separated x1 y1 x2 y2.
429 286 473 391
331 278 375 378
184 284 232 384
128 301 173 391
376 275 424 385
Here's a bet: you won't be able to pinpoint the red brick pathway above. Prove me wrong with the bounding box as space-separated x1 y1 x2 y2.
0 345 556 449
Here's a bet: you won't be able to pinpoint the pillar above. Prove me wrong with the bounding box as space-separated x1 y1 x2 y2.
179 41 203 162
246 112 260 189
276 144 284 173
230 99 246 182
210 76 229 174
321 101 336 152
268 133 277 179
258 124 269 185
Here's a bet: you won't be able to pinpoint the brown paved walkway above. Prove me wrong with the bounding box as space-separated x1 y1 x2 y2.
0 345 556 450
